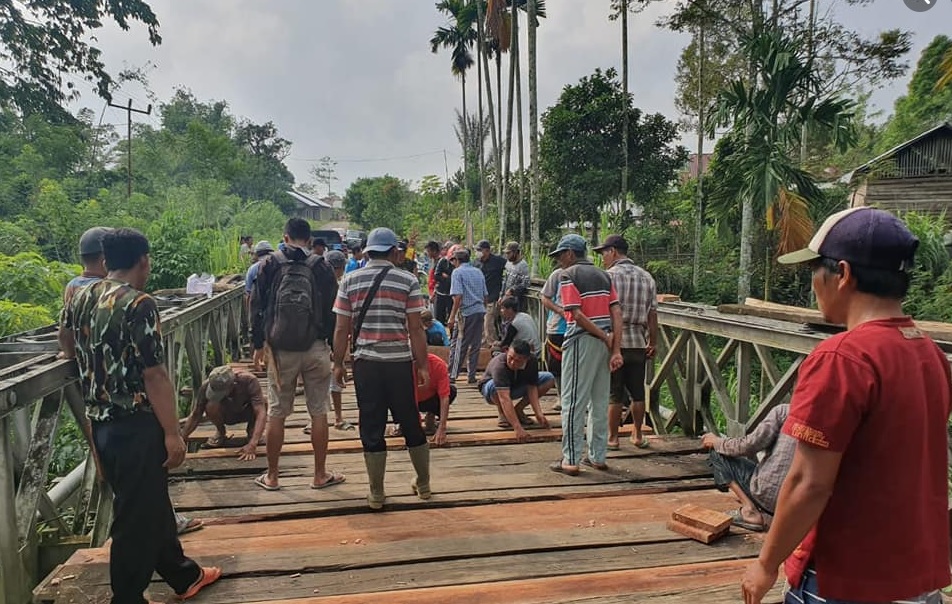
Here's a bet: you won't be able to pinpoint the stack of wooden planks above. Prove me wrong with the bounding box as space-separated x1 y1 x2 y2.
668 504 733 544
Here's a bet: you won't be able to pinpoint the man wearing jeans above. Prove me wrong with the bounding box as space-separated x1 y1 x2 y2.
549 235 623 476
447 247 488 384
332 227 432 511
251 218 344 491
478 342 552 442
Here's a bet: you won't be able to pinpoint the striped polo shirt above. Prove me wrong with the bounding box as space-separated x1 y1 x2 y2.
559 260 618 341
334 259 424 362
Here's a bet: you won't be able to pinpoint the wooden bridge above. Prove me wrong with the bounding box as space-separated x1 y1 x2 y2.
1 281 884 603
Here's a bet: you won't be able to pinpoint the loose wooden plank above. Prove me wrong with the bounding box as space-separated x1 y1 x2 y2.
672 503 732 533
666 518 728 544
38 535 762 602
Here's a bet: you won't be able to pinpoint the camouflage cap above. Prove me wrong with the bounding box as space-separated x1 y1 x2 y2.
206 366 235 403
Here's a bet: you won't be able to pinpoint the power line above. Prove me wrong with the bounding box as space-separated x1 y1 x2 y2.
288 149 450 164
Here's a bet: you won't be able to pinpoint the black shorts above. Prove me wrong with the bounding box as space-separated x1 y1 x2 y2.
610 348 646 404
417 384 458 416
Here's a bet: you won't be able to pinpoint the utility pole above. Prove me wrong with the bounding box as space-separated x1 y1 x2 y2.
108 99 152 198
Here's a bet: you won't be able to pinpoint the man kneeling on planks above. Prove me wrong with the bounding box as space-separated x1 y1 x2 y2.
477 341 553 443
701 404 795 532
181 365 267 461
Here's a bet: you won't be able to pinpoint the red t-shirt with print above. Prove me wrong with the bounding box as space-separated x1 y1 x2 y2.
782 317 951 601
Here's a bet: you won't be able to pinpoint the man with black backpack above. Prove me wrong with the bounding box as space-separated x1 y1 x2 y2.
251 218 345 491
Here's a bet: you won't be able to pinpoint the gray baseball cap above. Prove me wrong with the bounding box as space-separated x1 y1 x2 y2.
79 227 114 256
325 250 347 269
364 227 399 253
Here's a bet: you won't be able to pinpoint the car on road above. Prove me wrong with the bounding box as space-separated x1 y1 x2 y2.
344 229 366 248
311 229 344 251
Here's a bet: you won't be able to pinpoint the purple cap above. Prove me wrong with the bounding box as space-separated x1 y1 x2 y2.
777 207 918 271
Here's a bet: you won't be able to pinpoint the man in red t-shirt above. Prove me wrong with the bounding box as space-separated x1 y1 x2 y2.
415 352 457 446
743 207 951 603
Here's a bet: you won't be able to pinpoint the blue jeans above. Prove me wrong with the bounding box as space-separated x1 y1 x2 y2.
481 372 555 402
785 568 942 604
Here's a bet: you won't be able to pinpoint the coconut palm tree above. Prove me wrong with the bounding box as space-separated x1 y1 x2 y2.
708 29 856 300
431 0 479 216
527 0 541 275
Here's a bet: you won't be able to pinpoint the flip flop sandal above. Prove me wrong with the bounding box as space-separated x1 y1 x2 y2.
253 474 281 491
606 442 620 451
581 458 609 471
176 566 222 600
199 434 226 449
303 425 312 435
549 461 580 476
497 419 512 429
335 420 356 431
727 508 765 532
311 472 346 489
177 518 204 535
631 436 651 449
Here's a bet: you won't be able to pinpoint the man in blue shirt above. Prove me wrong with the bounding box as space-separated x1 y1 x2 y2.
422 309 450 346
447 248 488 384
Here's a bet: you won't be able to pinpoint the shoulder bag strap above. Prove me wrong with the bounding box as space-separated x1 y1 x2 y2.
351 266 392 354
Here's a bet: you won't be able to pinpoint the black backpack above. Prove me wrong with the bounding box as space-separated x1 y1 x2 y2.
266 250 327 351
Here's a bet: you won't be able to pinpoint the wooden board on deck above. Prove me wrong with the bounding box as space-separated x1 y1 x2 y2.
37 491 772 604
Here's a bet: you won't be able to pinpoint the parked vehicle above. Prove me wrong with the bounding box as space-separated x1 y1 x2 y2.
345 229 366 248
311 229 344 251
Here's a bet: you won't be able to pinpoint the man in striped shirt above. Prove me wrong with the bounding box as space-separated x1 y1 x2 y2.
332 227 432 511
549 234 623 476
594 235 657 450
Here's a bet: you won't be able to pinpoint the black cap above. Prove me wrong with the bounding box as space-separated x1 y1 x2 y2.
593 234 629 253
476 240 491 250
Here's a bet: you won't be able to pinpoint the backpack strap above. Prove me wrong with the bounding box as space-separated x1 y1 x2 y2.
351 266 392 354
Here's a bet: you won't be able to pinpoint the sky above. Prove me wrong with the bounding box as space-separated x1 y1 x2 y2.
80 0 950 195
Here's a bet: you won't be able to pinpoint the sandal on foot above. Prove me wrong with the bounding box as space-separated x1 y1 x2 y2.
176 517 204 535
497 419 512 429
549 461 580 476
200 434 226 449
581 458 609 471
253 474 281 491
606 441 620 451
727 508 765 532
311 472 346 489
630 436 650 449
303 425 312 435
176 566 222 600
334 420 355 431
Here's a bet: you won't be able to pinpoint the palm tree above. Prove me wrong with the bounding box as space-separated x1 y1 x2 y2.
527 0 540 276
431 0 478 223
708 29 856 300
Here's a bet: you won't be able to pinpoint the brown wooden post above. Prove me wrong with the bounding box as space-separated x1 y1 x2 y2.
733 343 753 436
0 415 27 604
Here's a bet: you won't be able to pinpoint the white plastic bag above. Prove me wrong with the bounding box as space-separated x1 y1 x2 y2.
186 273 215 297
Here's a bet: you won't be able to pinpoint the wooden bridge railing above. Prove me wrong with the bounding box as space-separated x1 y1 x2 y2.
0 282 245 604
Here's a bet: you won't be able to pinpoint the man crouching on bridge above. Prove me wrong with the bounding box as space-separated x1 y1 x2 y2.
60 228 220 603
180 365 267 461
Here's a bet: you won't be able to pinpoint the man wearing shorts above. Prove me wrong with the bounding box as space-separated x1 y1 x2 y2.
540 266 566 412
251 218 344 491
594 235 656 450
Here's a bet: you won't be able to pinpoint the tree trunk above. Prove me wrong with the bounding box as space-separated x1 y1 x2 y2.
620 0 630 226
477 11 486 239
476 0 501 247
692 24 705 290
496 49 505 247
799 0 816 166
502 2 518 247
462 72 471 244
528 0 540 277
737 0 762 303
516 2 526 250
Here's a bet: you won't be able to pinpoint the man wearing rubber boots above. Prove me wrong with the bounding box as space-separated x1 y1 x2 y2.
332 227 432 511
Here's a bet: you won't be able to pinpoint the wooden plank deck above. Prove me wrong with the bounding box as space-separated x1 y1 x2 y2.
35 366 782 604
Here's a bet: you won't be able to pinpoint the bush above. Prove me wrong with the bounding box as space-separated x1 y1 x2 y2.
0 299 55 337
0 221 38 255
0 252 78 310
147 212 210 291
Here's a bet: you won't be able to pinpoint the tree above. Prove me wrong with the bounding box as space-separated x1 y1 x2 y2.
343 176 415 233
431 0 479 225
310 156 338 196
0 0 161 119
540 69 688 244
527 0 540 276
879 36 952 152
707 30 857 301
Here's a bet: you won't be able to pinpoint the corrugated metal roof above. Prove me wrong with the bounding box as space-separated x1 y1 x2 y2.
287 190 332 209
849 122 952 179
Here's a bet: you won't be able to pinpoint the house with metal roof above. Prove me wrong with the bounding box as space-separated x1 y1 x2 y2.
286 189 334 222
844 123 952 217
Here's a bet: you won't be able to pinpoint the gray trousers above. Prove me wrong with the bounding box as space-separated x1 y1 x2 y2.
449 312 484 380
